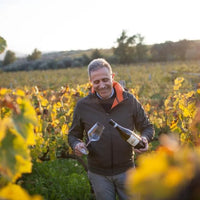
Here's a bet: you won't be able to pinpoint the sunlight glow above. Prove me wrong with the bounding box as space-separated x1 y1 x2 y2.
0 0 200 54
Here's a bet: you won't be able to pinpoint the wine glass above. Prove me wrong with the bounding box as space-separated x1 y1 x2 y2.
80 122 104 155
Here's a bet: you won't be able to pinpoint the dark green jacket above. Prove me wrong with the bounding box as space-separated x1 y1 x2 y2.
68 81 154 175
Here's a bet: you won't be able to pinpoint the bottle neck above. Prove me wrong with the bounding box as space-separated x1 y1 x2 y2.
113 122 118 128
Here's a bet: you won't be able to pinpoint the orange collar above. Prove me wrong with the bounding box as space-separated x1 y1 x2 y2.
111 81 124 109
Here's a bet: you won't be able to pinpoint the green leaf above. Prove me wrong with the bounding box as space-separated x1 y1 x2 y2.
13 98 38 145
0 36 7 54
0 118 33 182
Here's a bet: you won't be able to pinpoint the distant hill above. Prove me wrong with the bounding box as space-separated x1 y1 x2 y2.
0 48 112 61
40 48 113 61
0 48 114 71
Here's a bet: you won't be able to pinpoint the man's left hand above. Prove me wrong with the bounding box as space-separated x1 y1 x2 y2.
134 136 148 154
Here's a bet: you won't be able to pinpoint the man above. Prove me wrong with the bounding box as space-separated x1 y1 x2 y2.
68 58 154 200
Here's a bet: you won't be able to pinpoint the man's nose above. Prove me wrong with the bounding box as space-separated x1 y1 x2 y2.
99 81 105 88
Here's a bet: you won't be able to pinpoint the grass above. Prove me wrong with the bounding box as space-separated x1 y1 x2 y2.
20 158 94 200
0 67 88 89
1 61 199 92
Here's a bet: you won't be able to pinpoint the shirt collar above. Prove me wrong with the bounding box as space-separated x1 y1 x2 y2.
96 88 115 100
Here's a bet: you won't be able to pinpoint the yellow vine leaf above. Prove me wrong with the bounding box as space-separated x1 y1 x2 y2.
173 77 184 91
186 90 195 98
0 184 43 200
144 103 150 112
15 89 25 97
56 102 62 108
174 77 184 85
163 166 184 188
0 118 10 142
126 151 169 198
0 88 8 96
173 97 179 108
12 155 32 182
61 123 68 135
173 84 181 91
164 98 170 108
40 98 48 107
183 107 191 117
170 120 178 130
51 119 59 127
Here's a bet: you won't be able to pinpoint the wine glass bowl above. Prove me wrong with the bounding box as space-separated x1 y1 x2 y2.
86 122 105 147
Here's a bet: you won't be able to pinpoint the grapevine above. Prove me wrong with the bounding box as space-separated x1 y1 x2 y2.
0 77 200 199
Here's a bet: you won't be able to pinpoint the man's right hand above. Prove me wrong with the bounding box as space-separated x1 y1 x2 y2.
74 142 88 156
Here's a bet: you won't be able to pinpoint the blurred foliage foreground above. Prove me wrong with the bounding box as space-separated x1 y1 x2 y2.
126 79 200 200
0 77 200 200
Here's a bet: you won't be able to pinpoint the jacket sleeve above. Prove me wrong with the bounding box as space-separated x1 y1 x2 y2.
132 97 155 142
68 103 84 149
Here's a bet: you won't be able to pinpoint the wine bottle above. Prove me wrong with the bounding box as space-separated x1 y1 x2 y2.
109 119 145 149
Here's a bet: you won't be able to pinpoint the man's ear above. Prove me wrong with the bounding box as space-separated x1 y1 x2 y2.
112 73 115 79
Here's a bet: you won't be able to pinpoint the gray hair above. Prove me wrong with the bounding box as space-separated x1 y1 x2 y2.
88 58 112 77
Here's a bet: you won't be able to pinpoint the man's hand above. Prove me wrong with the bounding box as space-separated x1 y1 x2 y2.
74 142 88 156
134 137 148 154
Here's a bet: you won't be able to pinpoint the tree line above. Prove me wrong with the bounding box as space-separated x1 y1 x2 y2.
0 31 200 71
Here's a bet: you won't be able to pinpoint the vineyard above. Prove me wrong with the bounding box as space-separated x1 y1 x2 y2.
0 61 200 200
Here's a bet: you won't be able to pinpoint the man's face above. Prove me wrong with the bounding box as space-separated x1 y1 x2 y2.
90 67 113 99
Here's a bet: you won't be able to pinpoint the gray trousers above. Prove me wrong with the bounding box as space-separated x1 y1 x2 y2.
88 170 129 200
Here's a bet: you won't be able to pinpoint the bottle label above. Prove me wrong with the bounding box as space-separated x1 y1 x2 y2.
127 135 139 147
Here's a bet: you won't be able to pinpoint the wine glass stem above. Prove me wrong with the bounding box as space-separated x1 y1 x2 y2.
86 140 91 147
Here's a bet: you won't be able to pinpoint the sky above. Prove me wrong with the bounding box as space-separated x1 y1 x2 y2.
0 0 200 55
